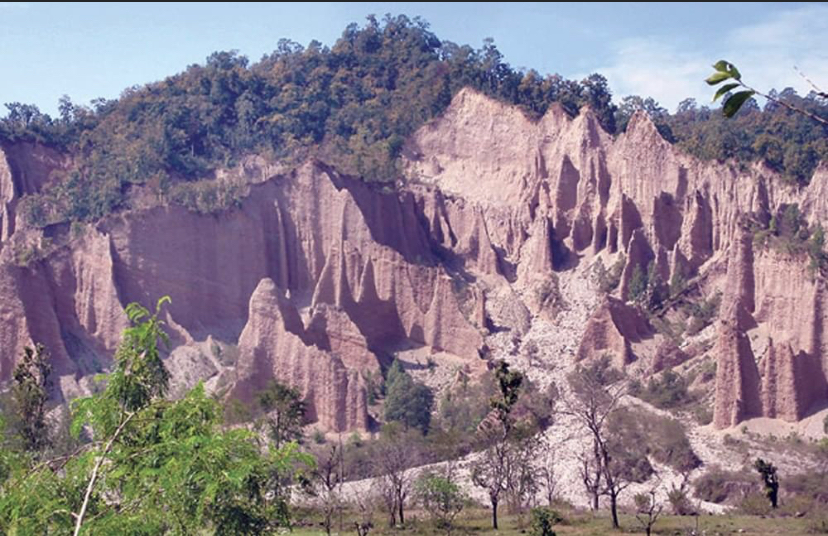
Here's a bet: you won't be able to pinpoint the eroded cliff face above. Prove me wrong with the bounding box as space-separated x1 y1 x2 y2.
0 158 484 430
0 142 67 244
405 88 828 429
1 88 827 431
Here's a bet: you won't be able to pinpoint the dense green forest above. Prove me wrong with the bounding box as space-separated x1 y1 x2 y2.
1 14 826 227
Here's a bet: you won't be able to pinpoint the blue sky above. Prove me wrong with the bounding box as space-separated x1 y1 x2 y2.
1 2 826 116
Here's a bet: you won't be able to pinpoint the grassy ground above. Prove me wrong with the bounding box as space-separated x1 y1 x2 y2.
288 506 821 535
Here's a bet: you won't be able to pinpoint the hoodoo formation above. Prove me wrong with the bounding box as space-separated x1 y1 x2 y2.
2 88 827 431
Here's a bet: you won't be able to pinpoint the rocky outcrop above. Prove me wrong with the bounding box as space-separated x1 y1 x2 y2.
576 297 651 368
713 315 763 428
232 279 368 432
712 225 828 427
0 158 485 430
103 162 484 360
651 340 689 373
761 340 825 421
712 225 764 428
0 228 126 388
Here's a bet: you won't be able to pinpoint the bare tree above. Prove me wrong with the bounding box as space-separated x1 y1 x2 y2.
564 356 627 528
311 444 344 535
471 433 515 530
507 433 542 526
373 423 420 527
579 445 603 511
537 438 558 507
634 482 665 536
601 434 652 529
471 360 526 530
351 488 376 536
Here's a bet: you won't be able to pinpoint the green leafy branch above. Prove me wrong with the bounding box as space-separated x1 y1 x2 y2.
707 60 828 125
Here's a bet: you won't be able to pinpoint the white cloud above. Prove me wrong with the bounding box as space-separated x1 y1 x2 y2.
596 38 711 110
595 4 828 111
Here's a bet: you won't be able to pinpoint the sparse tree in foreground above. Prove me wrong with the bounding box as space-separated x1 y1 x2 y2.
565 356 627 528
471 361 523 530
374 423 420 527
634 484 665 536
538 438 558 506
579 441 603 511
312 443 345 535
667 470 696 515
507 432 543 527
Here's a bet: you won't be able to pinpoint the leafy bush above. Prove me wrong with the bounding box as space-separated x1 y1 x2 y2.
627 263 647 304
694 468 755 504
167 179 248 214
667 486 696 515
692 404 714 425
529 507 560 536
739 492 773 516
610 407 700 472
0 297 315 534
686 291 722 335
630 369 695 409
437 371 495 434
534 275 565 316
415 470 467 535
594 255 625 294
751 205 828 272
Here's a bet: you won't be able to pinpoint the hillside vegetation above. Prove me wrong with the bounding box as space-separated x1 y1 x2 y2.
2 15 826 228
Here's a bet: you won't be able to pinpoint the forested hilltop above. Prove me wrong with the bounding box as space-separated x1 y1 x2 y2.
1 14 827 226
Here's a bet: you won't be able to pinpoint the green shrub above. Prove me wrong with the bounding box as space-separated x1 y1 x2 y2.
167 179 248 214
535 274 564 315
692 404 713 425
415 471 467 534
667 486 696 515
609 407 700 472
627 263 647 304
594 255 625 294
739 492 773 516
312 429 326 444
437 371 496 434
529 507 560 536
686 291 721 335
631 369 695 409
694 468 754 504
